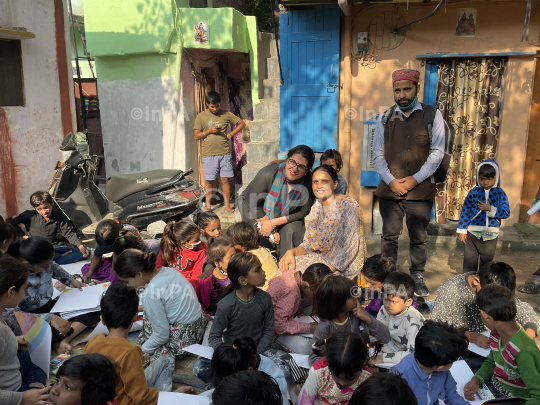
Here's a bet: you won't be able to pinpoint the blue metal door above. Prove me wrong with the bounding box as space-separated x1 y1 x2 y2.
280 6 341 152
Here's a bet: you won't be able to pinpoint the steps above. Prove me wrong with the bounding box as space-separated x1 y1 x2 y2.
253 98 280 120
242 32 281 187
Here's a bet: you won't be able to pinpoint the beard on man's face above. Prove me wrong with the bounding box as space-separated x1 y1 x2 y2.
395 87 418 106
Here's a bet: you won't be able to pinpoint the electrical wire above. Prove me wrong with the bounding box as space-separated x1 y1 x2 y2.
526 5 540 46
393 0 445 34
522 0 532 42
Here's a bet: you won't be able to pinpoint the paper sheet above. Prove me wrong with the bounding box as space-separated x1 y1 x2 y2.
59 261 90 276
60 306 100 320
296 316 318 338
183 344 214 359
81 320 143 343
158 392 210 405
368 347 396 369
14 312 52 378
448 360 496 405
290 353 310 369
468 330 491 357
51 283 110 313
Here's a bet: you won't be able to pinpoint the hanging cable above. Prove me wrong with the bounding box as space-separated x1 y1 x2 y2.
269 0 284 85
393 0 445 34
522 0 532 42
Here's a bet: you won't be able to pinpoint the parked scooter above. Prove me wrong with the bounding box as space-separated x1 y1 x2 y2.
105 168 204 228
49 132 205 231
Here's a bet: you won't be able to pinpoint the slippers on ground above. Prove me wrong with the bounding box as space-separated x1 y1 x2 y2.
224 209 235 214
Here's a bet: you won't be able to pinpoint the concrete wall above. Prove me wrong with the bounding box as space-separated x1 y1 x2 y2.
83 0 258 177
212 0 249 14
343 1 540 234
0 0 76 218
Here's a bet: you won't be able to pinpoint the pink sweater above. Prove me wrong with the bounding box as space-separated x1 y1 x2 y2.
266 270 310 336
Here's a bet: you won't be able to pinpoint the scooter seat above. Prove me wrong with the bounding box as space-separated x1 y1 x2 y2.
106 169 184 203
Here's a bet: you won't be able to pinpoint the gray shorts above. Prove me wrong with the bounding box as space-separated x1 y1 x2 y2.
202 154 234 181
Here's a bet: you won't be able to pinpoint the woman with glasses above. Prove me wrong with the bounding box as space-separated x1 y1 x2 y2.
278 165 367 279
238 145 315 258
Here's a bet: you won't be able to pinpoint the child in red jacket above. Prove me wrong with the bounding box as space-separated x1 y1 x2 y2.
196 237 236 316
156 219 206 289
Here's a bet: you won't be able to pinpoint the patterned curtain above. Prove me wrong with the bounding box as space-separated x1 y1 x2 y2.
227 77 253 185
194 70 207 185
434 58 507 222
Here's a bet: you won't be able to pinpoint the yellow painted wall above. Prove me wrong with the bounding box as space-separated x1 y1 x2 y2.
343 1 540 234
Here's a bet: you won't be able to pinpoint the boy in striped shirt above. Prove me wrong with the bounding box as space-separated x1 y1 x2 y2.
464 284 540 404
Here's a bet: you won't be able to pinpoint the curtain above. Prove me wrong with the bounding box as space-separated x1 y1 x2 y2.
434 58 507 222
194 70 207 185
227 77 253 185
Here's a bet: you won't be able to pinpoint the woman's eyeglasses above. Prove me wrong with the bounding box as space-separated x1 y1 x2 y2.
287 158 308 173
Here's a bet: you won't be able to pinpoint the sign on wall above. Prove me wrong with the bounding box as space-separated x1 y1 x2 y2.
456 8 477 37
194 22 208 44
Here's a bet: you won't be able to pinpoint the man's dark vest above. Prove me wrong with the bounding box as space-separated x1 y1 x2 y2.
375 103 437 201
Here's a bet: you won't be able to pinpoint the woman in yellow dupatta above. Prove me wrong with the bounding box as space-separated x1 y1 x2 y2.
278 165 366 279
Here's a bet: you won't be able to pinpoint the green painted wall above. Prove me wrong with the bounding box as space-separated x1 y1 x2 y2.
84 0 175 56
94 53 178 82
179 8 244 52
83 0 259 103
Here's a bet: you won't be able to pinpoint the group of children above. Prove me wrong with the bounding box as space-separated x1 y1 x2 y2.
0 152 539 405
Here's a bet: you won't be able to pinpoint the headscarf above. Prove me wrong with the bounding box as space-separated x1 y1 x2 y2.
263 162 305 219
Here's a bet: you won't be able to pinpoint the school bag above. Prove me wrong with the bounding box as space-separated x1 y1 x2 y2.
381 104 455 184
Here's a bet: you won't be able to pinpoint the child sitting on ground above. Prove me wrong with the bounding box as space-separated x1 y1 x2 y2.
7 191 89 264
4 237 95 354
85 283 174 405
457 160 510 273
309 274 390 367
208 252 272 353
349 373 418 405
0 222 17 255
320 149 348 195
369 272 425 366
431 261 538 367
361 254 421 317
0 256 50 405
391 321 470 405
114 249 207 360
213 370 283 405
196 237 235 317
50 353 118 405
83 220 160 283
198 335 288 405
298 332 372 405
194 211 221 243
197 252 288 378
464 284 540 403
104 231 154 284
156 219 207 289
267 263 332 355
226 221 279 290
